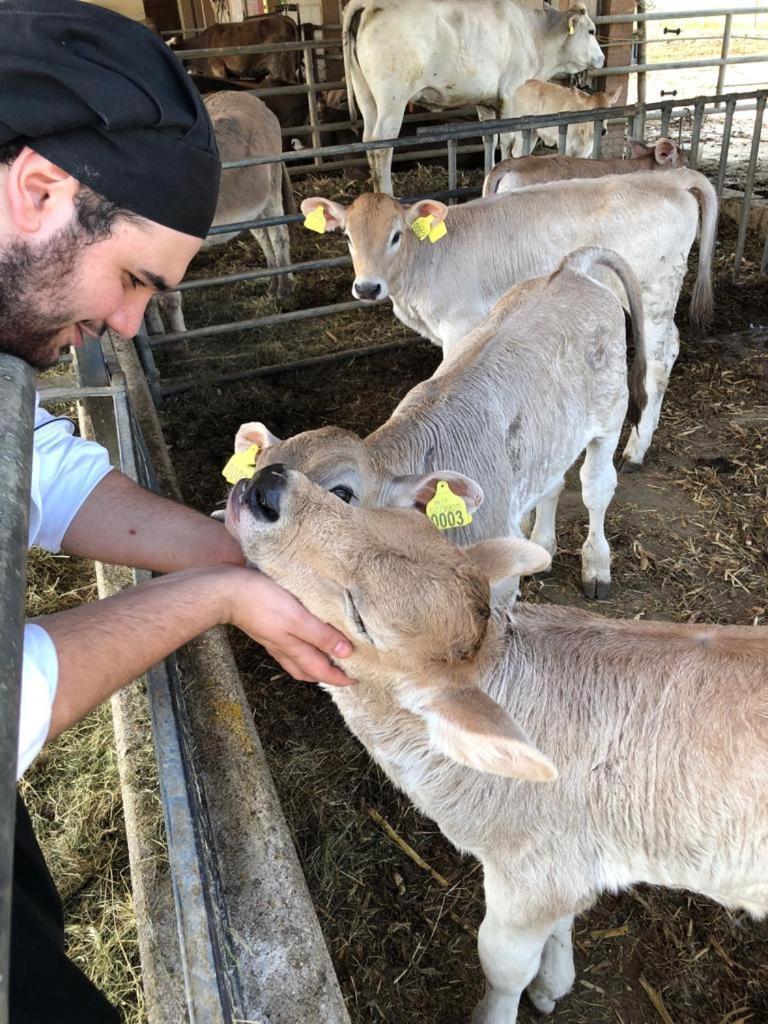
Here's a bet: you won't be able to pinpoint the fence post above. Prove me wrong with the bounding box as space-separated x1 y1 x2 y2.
598 0 634 157
717 12 733 99
0 354 36 1024
304 42 323 165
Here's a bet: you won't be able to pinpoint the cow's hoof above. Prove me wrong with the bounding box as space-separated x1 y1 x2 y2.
583 578 611 601
618 456 643 474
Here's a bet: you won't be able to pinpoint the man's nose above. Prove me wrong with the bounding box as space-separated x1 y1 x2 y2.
107 298 149 339
242 463 287 522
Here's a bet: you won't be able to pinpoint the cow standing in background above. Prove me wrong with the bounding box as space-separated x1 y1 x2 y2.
170 16 301 82
342 0 605 194
482 138 688 194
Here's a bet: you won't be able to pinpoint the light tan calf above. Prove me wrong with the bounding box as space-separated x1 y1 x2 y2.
226 464 768 1024
147 91 293 335
507 78 622 158
233 247 647 599
483 137 688 195
302 168 716 468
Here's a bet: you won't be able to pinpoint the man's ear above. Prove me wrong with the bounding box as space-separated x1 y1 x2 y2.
234 421 281 453
404 686 557 781
388 471 484 514
626 137 650 159
6 148 80 235
300 196 348 231
465 537 551 583
405 199 448 228
654 139 677 165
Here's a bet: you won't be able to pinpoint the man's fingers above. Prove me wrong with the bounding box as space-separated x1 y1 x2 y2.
290 613 352 659
269 639 356 687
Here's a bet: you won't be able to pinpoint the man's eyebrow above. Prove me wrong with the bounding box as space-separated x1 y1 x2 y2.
137 268 170 292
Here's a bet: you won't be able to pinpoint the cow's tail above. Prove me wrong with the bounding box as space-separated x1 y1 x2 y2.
281 162 296 216
678 169 716 334
559 246 647 429
342 0 367 124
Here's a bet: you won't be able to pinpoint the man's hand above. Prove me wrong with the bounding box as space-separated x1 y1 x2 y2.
224 569 355 687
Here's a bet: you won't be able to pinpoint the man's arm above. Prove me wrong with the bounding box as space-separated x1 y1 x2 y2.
40 565 355 742
61 469 244 571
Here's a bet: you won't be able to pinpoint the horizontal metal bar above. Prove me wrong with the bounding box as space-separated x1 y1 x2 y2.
178 255 351 292
594 6 768 24
288 144 486 177
37 384 123 401
243 78 345 98
161 338 426 397
176 37 340 59
590 52 767 77
148 300 378 346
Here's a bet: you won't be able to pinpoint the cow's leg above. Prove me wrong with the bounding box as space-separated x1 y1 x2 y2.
144 296 165 336
472 901 563 1023
476 105 500 166
529 478 565 558
370 108 406 195
526 915 576 1014
159 291 187 335
580 433 619 600
620 317 679 470
350 69 381 184
255 194 294 300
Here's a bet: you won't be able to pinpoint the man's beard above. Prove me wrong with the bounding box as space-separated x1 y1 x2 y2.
0 223 101 370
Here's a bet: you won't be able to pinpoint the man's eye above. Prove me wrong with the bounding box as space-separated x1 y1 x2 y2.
330 485 354 503
127 273 143 289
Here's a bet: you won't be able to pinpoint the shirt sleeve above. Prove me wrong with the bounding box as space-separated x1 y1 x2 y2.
17 624 59 779
31 404 114 552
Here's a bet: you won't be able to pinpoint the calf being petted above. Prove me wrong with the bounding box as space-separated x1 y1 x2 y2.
231 247 646 599
228 465 768 1024
483 137 688 195
302 167 716 468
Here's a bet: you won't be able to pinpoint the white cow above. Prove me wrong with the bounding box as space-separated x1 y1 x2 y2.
147 91 294 336
507 78 623 158
302 168 716 469
232 247 647 599
227 465 768 1024
342 0 605 194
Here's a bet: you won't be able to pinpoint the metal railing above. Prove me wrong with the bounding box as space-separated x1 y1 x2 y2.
0 354 36 1024
137 87 767 401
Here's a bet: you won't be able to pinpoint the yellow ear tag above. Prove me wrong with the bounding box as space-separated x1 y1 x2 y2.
568 21 574 33
425 480 472 531
303 206 327 233
222 444 261 485
428 218 447 243
411 214 433 241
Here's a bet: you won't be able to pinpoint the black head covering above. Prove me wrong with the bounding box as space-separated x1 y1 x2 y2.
0 0 220 238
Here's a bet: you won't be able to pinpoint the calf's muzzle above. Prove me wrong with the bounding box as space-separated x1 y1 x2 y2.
243 462 287 522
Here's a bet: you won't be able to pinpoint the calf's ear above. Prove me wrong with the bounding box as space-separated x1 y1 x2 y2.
300 196 348 231
404 685 557 781
626 137 650 158
654 139 677 165
465 538 551 583
234 421 281 453
405 199 449 227
388 470 484 514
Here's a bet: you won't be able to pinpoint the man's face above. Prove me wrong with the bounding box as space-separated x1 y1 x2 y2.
0 208 200 369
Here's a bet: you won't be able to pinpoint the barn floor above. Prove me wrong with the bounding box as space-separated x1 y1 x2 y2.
152 161 768 1024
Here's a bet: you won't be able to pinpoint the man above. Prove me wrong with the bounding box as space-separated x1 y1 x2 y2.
1 2 352 1020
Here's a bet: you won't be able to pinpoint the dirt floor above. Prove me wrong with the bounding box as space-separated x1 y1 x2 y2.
149 160 768 1024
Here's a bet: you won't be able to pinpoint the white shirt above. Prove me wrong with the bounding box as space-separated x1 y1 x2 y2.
18 400 113 778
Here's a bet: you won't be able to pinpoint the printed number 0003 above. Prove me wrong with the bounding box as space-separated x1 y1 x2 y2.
430 509 465 529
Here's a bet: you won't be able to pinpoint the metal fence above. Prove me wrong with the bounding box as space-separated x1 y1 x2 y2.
137 87 768 402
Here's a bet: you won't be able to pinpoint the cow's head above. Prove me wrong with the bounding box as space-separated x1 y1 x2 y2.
226 420 484 527
560 4 604 72
300 194 448 302
627 137 688 168
226 463 556 781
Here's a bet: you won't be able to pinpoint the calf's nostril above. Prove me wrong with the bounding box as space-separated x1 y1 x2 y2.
244 462 286 522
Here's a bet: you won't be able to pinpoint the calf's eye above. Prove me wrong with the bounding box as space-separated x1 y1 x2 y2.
391 231 401 246
331 485 354 503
